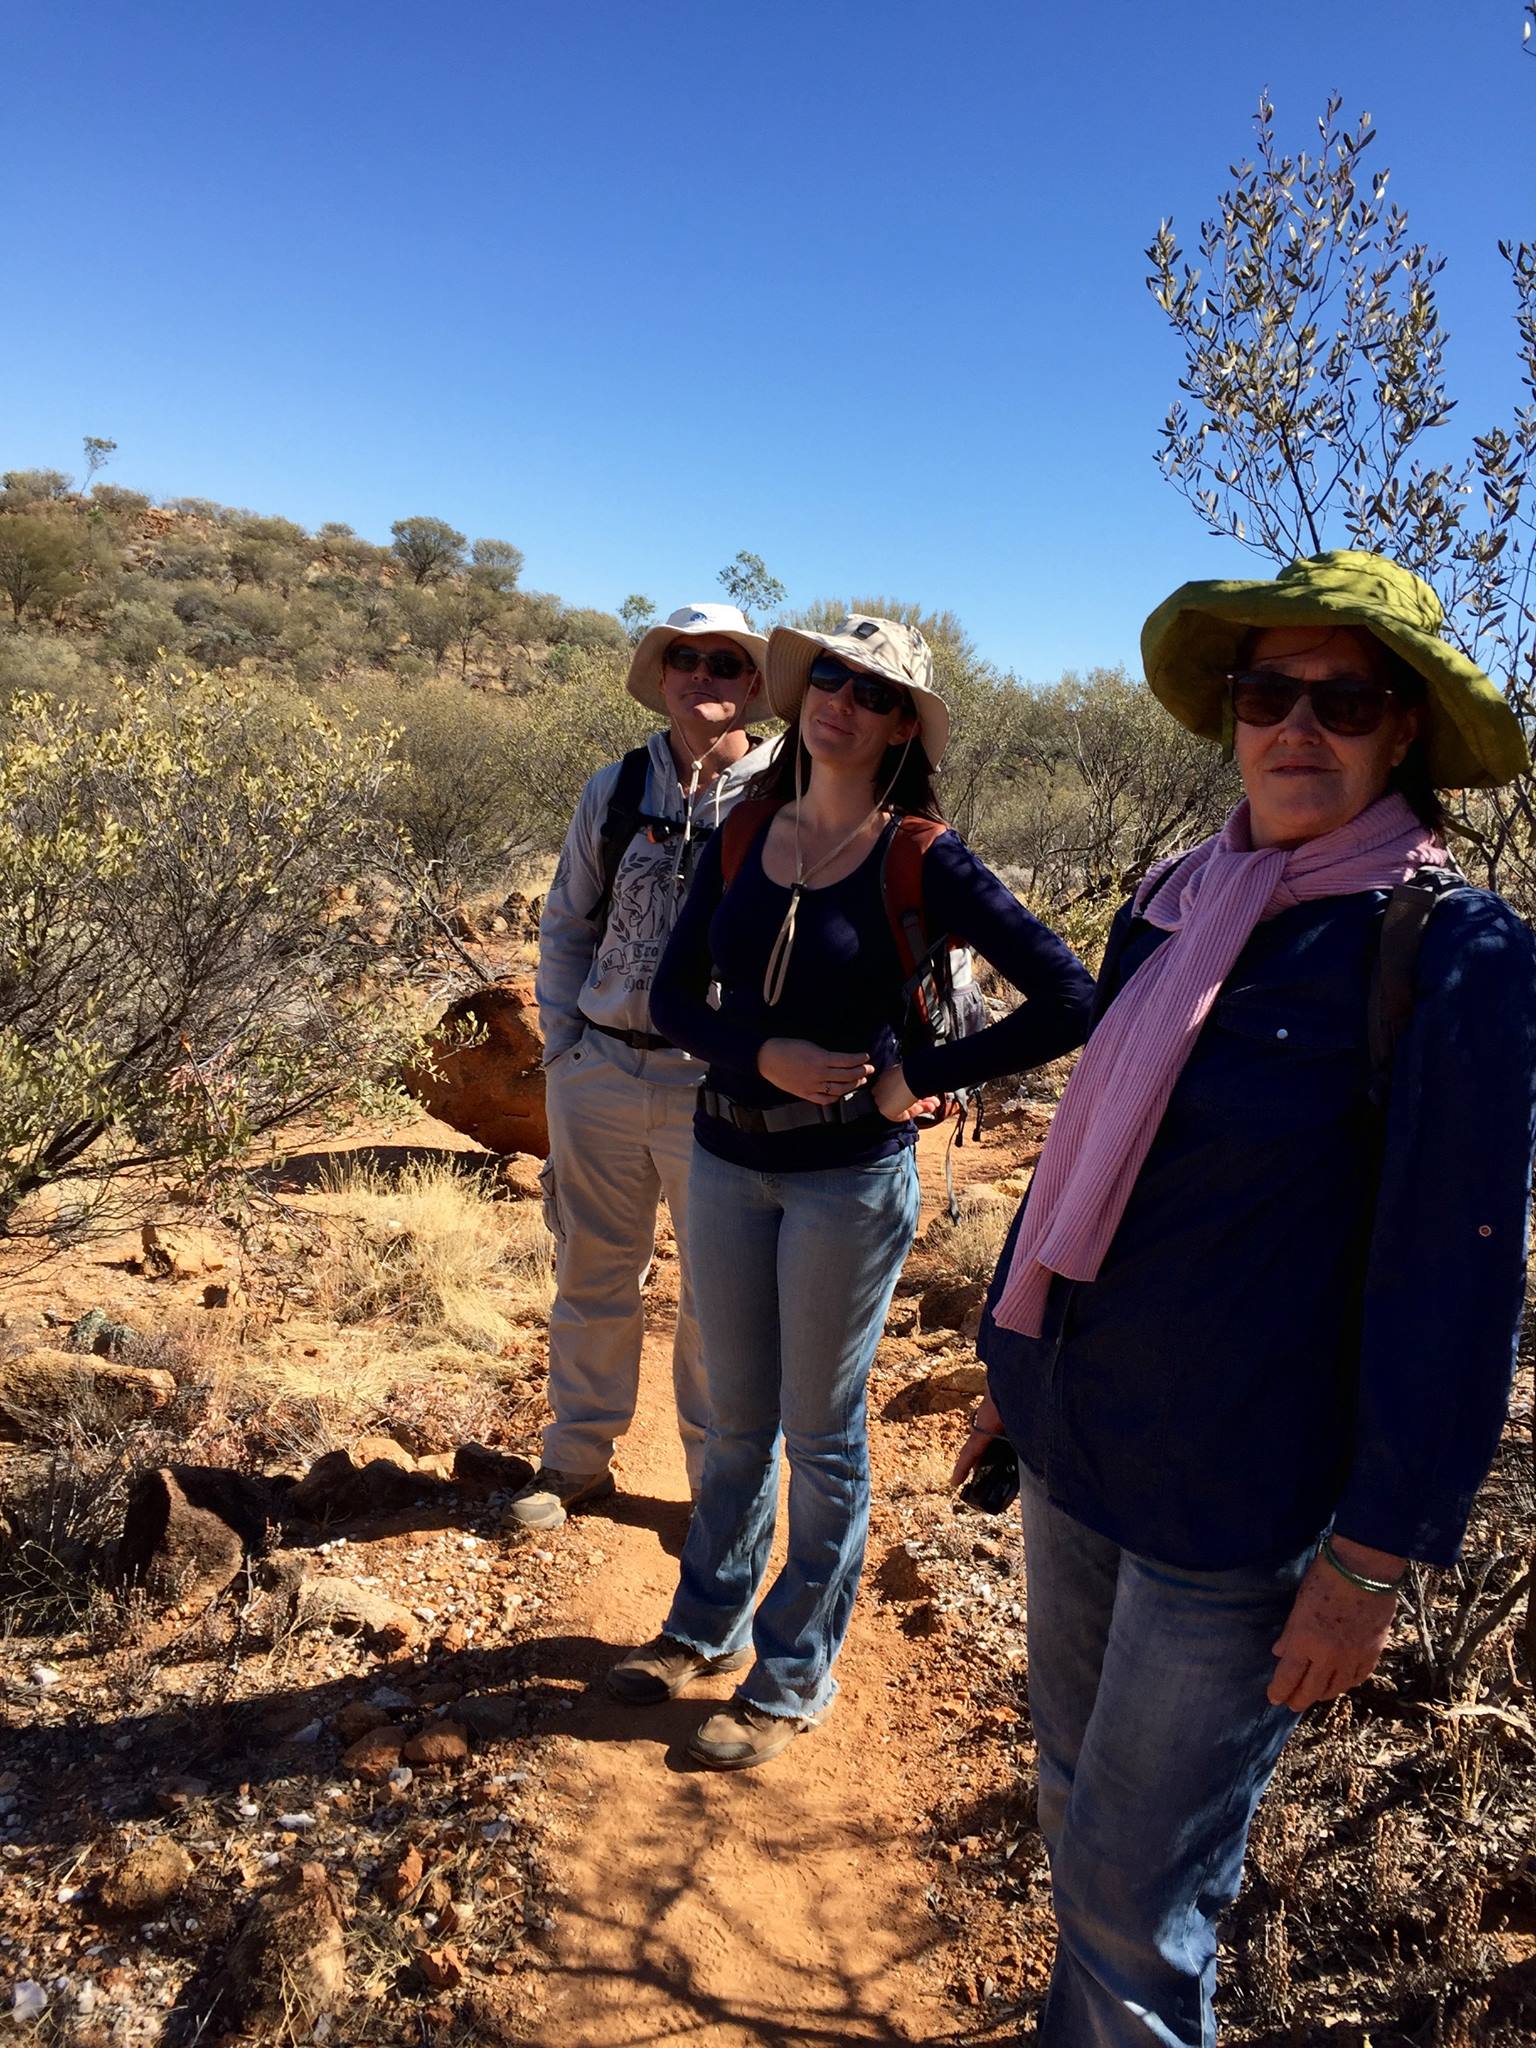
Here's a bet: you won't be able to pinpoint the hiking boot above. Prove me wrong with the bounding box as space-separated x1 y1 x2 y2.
686 1699 830 1771
606 1635 751 1705
503 1467 615 1531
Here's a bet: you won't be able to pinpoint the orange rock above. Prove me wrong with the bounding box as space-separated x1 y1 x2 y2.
340 1727 405 1784
402 1722 470 1771
404 980 549 1158
384 1843 424 1904
418 1944 465 1990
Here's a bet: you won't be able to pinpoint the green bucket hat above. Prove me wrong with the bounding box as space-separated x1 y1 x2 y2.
1140 550 1529 789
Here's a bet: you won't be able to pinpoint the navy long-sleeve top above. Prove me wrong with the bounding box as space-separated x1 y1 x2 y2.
650 813 1096 1173
978 883 1536 1570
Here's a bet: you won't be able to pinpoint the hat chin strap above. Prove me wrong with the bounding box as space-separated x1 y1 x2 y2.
762 731 915 1008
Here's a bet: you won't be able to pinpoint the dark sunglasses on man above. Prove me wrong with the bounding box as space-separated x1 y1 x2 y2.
807 653 912 717
1227 670 1397 739
664 644 755 681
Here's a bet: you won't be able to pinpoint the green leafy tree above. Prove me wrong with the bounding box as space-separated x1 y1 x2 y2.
0 516 79 623
1148 93 1536 906
468 537 524 595
717 550 786 626
619 593 656 643
390 515 467 586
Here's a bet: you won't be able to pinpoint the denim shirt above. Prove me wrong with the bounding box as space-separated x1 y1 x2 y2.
979 883 1536 1570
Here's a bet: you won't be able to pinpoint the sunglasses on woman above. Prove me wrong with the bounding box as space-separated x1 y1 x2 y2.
807 654 911 717
664 644 754 681
1228 670 1397 738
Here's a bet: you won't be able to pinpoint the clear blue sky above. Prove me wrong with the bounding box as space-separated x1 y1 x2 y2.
3 0 1530 681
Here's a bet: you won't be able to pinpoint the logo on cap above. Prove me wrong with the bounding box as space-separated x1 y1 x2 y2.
853 620 879 639
686 611 709 623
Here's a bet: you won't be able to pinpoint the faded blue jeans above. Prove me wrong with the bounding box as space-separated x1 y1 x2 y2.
664 1143 922 1718
1020 1469 1313 2047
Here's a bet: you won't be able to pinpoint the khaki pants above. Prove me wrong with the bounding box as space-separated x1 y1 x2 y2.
538 1034 705 1488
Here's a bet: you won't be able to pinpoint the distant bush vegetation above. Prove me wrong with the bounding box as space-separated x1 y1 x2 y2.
0 463 1241 955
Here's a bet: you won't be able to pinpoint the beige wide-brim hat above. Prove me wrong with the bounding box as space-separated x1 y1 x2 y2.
765 613 951 766
1140 550 1529 788
626 602 769 716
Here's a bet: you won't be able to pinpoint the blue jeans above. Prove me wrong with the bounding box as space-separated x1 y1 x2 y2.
1020 1469 1313 2047
664 1144 921 1718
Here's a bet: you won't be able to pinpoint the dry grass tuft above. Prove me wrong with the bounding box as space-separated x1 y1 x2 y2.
941 1188 1015 1283
313 1158 553 1351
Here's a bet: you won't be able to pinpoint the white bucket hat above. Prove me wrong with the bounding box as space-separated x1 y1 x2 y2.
626 603 769 716
765 614 950 764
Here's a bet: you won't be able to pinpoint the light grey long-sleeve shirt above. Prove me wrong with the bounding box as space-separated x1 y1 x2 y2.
535 730 778 1085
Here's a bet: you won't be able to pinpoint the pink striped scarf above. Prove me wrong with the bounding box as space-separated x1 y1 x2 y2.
990 793 1449 1338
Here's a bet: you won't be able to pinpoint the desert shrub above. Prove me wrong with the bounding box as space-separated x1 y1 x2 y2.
352 680 533 887
0 468 73 504
88 484 150 521
313 1157 554 1350
0 633 92 704
95 587 190 673
502 644 655 844
0 663 418 1226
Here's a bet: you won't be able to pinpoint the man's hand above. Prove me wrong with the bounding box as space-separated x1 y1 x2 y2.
1268 1535 1404 1711
873 1064 940 1123
952 1393 1006 1487
757 1038 875 1104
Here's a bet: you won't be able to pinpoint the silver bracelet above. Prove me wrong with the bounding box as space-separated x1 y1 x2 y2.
1321 1533 1405 1596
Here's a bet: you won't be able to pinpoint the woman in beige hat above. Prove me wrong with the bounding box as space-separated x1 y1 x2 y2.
968 551 1536 2044
605 613 1095 1769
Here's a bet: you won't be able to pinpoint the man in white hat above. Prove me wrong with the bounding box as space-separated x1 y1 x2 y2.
510 604 777 1529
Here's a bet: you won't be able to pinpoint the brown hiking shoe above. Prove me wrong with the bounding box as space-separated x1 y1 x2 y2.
686 1699 829 1770
606 1635 751 1705
503 1467 615 1531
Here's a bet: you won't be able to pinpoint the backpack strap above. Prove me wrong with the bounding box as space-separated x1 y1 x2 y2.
587 746 655 930
719 796 787 889
880 815 948 974
1366 865 1466 1108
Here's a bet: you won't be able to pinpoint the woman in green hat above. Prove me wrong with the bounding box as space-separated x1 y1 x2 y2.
963 552 1536 2045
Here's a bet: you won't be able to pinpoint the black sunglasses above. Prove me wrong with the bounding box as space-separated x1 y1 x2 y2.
1228 670 1397 739
807 654 911 717
664 644 753 681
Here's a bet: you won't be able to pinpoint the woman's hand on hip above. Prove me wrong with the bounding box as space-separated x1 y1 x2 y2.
1268 1537 1404 1711
873 1063 940 1123
757 1038 876 1104
952 1393 1007 1487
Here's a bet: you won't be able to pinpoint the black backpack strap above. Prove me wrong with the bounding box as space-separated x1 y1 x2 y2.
588 746 657 930
1366 866 1466 1109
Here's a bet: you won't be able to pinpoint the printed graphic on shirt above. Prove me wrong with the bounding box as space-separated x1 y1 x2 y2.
595 834 702 996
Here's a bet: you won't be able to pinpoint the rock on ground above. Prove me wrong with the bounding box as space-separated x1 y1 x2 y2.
885 1360 988 1419
115 1466 272 1603
140 1223 229 1278
284 1447 430 1522
98 1840 195 1916
217 1861 348 2030
404 978 549 1158
0 1349 176 1442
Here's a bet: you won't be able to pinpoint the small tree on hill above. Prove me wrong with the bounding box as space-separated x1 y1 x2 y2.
468 537 524 595
717 550 785 627
0 517 79 623
82 436 116 488
619 593 656 643
390 515 467 586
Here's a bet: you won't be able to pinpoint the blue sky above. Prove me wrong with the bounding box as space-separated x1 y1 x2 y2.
3 0 1531 680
